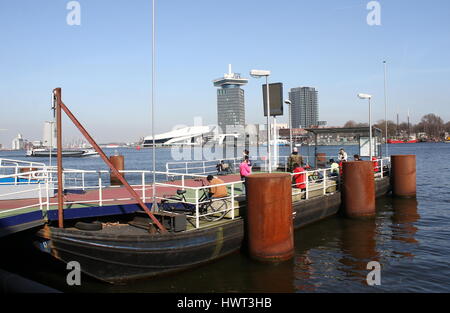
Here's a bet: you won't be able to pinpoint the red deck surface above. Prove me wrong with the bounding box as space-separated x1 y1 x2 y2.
0 174 242 211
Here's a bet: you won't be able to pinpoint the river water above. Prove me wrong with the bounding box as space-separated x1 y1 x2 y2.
0 142 449 292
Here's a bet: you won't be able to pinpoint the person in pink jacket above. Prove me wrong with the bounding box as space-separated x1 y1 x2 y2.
239 156 252 194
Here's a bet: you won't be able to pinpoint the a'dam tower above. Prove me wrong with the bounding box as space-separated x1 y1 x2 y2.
213 65 248 133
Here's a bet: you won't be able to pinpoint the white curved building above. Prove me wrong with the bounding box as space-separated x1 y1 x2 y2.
12 134 24 150
143 126 219 146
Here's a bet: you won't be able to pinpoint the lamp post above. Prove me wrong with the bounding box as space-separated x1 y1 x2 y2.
250 69 272 172
285 99 293 153
151 0 158 212
358 93 373 160
383 60 388 157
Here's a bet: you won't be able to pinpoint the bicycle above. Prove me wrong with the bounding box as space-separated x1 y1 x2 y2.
160 178 230 222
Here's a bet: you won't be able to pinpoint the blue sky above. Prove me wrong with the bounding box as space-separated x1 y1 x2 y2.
1 0 450 147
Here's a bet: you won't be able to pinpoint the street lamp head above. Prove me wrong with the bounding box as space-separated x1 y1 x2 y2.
250 69 271 77
284 99 292 105
358 93 372 100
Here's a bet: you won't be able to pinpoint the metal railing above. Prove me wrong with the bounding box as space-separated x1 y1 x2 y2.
164 154 369 176
165 155 313 176
289 167 340 200
0 169 52 218
154 176 242 229
0 158 48 185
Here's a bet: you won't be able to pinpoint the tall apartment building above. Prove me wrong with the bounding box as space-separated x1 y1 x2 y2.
213 65 248 133
289 87 319 129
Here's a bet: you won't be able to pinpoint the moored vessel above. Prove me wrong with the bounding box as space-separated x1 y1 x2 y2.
26 148 98 157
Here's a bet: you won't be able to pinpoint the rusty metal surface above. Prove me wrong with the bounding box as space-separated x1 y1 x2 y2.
391 155 416 198
110 155 124 185
315 153 327 167
53 88 167 233
342 161 375 217
246 173 294 262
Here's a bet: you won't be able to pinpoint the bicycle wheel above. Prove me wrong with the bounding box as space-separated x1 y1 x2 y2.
160 199 175 212
201 199 229 222
161 197 190 213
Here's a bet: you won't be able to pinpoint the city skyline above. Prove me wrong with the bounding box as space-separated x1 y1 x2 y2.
1 0 450 147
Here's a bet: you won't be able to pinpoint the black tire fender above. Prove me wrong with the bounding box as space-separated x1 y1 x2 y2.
74 221 103 231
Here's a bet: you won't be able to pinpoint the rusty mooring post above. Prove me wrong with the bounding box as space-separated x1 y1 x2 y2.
110 154 124 185
341 161 376 218
391 155 416 198
246 173 294 262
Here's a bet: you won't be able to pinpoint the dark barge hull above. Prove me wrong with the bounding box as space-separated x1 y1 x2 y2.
35 219 244 283
34 177 391 284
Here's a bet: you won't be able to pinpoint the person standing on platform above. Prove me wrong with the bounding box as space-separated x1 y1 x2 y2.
288 147 303 172
338 148 348 162
243 149 251 166
239 156 252 195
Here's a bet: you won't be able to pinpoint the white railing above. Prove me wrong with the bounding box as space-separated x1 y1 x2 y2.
165 158 240 176
0 158 48 185
373 157 391 179
154 176 242 229
165 155 311 176
0 169 52 217
164 154 361 176
0 158 46 169
289 167 340 200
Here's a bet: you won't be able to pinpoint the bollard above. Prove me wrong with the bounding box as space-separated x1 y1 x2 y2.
20 167 38 180
391 155 416 198
246 173 294 262
110 155 124 186
20 167 38 174
342 161 375 218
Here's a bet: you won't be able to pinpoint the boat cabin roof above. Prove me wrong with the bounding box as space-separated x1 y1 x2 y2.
304 126 382 137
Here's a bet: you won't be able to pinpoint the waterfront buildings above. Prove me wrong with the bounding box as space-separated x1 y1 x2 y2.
11 134 24 150
213 65 248 134
42 121 57 149
289 87 319 129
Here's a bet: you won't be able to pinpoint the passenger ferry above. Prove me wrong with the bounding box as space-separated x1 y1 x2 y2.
26 148 98 157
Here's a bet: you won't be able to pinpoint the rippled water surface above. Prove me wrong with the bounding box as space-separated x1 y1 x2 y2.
1 143 449 292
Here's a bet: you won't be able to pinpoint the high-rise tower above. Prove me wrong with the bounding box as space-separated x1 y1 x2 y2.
213 65 248 133
289 87 319 129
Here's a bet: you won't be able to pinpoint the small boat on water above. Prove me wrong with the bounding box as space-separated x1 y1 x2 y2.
26 148 98 157
387 139 418 144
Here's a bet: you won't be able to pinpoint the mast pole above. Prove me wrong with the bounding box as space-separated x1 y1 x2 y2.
383 60 388 156
152 0 158 212
55 88 64 228
53 88 167 233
